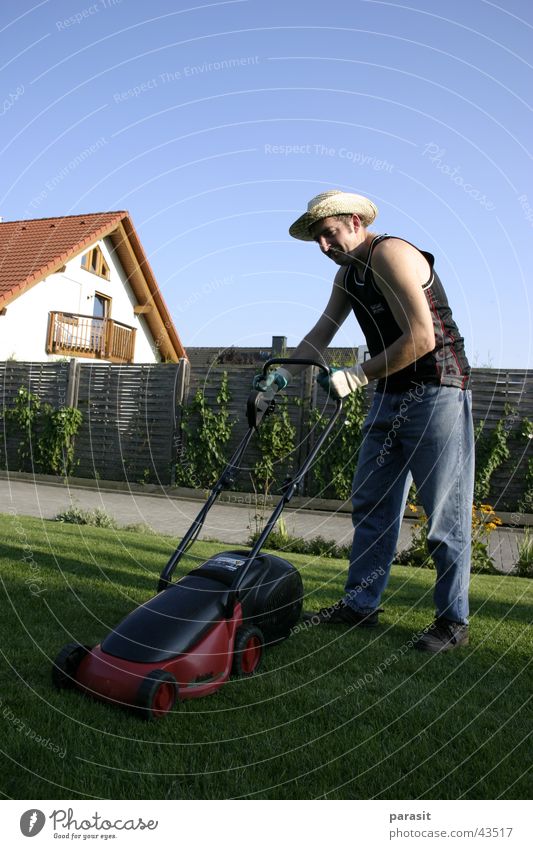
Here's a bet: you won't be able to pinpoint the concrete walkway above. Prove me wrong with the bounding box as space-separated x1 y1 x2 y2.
0 477 522 574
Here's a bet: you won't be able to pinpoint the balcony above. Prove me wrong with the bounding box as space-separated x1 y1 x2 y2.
47 312 136 363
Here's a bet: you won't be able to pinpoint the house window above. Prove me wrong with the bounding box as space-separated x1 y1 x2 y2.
93 293 111 319
81 245 110 280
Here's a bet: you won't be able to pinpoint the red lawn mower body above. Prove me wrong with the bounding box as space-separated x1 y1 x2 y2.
74 601 245 713
53 548 304 719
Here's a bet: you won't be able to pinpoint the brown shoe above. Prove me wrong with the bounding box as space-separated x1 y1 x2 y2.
414 618 469 652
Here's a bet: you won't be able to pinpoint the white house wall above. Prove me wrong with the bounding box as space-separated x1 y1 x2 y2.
0 236 160 363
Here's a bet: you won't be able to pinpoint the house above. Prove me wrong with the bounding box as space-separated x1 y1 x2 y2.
0 211 186 363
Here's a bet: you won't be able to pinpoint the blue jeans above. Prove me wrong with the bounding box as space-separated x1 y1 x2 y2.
345 384 474 624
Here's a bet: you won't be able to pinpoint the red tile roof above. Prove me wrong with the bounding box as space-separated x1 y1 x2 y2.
0 212 125 306
0 212 186 361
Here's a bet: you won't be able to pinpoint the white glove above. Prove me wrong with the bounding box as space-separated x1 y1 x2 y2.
329 364 368 398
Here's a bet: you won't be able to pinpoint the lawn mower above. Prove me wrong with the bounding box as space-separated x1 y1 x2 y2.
52 358 342 719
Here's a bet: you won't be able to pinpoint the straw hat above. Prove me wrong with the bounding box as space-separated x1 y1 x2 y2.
289 190 378 241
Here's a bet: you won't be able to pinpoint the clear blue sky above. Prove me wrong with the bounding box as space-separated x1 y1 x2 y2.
1 0 532 366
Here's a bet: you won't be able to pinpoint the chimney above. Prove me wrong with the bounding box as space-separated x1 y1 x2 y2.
271 336 287 356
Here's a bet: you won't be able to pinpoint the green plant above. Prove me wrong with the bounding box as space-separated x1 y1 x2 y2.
518 419 533 514
55 505 88 524
396 516 434 569
308 383 367 500
89 509 119 528
174 372 233 488
1 385 82 476
122 522 157 535
397 504 500 575
519 458 533 515
38 405 83 476
470 538 496 574
55 505 118 528
473 410 512 504
252 395 296 493
470 504 502 573
248 396 296 536
247 525 352 560
2 386 41 468
275 515 290 544
515 528 533 578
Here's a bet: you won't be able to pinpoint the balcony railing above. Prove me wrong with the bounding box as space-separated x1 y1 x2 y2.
47 312 136 363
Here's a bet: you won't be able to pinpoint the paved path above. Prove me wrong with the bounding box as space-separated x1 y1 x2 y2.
0 478 521 573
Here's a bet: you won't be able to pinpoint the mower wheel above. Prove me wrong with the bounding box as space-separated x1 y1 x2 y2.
136 670 179 720
232 626 264 677
52 643 90 690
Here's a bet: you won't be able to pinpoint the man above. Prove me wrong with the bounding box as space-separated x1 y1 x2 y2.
255 190 474 652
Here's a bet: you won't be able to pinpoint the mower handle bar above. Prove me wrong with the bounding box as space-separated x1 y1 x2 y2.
247 357 342 429
260 356 332 377
158 358 343 591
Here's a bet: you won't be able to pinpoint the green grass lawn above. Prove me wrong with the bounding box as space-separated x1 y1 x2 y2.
0 513 531 800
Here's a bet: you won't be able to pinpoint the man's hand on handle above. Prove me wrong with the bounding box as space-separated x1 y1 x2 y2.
252 366 292 393
317 364 368 398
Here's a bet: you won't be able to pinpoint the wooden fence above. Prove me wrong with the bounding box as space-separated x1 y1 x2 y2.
1 358 532 508
75 361 188 483
0 360 73 472
0 360 188 485
469 369 533 510
184 360 533 511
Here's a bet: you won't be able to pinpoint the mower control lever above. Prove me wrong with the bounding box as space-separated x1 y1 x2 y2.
246 386 276 429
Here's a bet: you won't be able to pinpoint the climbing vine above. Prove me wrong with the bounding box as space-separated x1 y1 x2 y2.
251 395 296 494
518 418 533 514
174 372 234 488
38 406 83 476
473 408 512 504
2 386 42 469
2 386 82 475
308 385 367 500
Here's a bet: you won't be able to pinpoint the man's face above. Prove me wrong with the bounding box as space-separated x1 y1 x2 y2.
310 215 360 264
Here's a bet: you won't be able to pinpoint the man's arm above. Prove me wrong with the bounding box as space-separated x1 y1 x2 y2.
286 268 352 375
360 239 436 382
252 270 351 392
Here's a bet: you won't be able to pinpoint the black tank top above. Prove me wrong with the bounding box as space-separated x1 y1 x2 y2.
343 234 470 392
